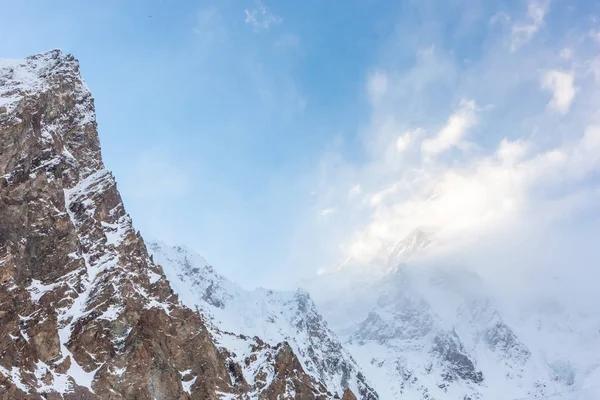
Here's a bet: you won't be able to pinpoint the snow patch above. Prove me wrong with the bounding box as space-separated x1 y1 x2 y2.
179 370 197 395
27 279 59 302
0 366 29 393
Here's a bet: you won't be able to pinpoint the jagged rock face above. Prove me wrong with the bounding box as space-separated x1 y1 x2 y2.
147 242 378 400
431 331 483 384
0 51 354 399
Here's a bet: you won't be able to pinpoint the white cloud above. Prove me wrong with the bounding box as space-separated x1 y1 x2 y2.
320 207 337 216
245 1 282 30
271 0 600 300
541 70 578 114
421 100 477 156
396 128 422 153
369 182 401 207
306 9 600 281
344 127 600 264
395 133 411 153
510 0 550 52
497 138 529 164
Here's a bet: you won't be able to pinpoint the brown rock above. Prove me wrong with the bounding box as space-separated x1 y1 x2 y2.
342 388 358 400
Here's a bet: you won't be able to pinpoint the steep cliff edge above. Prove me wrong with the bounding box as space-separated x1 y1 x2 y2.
0 50 359 399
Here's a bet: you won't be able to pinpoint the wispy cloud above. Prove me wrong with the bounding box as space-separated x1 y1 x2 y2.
510 0 550 52
306 3 600 280
320 207 337 216
421 100 477 157
344 126 600 263
541 70 578 114
245 1 282 30
396 130 417 153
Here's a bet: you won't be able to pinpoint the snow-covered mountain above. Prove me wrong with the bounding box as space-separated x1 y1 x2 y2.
0 50 368 399
4 49 598 400
310 258 600 400
147 241 378 400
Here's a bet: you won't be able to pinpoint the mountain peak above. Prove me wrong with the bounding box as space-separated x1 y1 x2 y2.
1 50 82 109
0 51 368 399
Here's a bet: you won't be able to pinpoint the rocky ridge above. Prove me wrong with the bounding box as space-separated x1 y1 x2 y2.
0 50 363 399
147 241 378 400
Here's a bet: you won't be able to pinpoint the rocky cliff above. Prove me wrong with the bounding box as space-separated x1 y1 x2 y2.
0 50 362 399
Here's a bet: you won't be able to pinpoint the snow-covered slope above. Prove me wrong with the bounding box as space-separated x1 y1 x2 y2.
310 262 600 400
148 241 378 400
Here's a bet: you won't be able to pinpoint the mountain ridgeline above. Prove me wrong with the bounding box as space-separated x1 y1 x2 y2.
0 51 370 399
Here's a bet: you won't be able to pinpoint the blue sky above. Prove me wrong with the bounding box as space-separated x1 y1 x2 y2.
2 0 600 290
